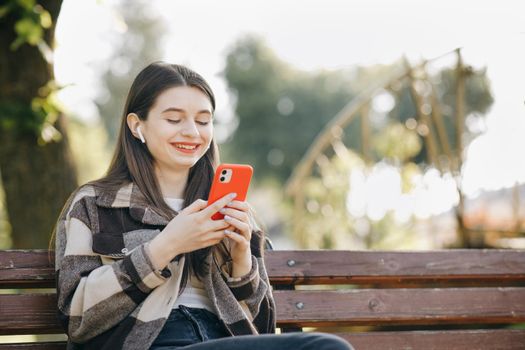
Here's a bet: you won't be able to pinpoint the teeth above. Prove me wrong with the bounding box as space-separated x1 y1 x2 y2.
175 144 197 150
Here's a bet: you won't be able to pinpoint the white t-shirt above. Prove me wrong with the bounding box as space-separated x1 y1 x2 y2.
164 197 218 314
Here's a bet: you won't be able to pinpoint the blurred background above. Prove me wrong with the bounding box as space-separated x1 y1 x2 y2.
2 0 525 251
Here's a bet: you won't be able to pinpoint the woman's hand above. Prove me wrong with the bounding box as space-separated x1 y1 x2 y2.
148 192 237 270
219 200 253 277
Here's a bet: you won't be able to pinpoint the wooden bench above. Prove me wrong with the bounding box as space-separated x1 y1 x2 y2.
1 249 525 349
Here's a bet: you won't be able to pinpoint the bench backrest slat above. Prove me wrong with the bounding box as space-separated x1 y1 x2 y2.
274 287 525 326
265 250 525 284
3 287 525 334
0 250 54 288
2 250 525 287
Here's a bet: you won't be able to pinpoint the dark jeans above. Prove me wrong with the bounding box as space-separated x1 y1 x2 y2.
150 305 353 350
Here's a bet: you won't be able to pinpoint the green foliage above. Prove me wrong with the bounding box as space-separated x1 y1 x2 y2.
390 66 494 164
366 211 420 249
0 80 63 143
438 67 493 116
297 156 425 249
374 122 422 163
222 36 356 184
293 147 425 249
0 0 52 50
293 152 361 249
223 37 493 185
221 38 495 249
1 0 63 141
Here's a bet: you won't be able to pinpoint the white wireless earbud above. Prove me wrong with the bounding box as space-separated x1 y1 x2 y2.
137 126 146 143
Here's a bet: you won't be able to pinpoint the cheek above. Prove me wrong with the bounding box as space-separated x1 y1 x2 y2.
202 125 213 142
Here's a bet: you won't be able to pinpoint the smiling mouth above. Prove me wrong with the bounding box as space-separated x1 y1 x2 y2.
173 144 198 150
171 143 200 153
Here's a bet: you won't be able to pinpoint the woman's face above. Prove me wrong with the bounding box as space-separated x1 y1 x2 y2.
140 86 214 171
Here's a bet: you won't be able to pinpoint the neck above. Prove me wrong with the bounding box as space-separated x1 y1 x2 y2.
154 164 189 199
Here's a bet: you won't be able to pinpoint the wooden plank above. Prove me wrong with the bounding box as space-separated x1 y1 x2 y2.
274 287 525 327
340 329 525 350
0 250 54 269
4 287 523 334
4 288 525 334
0 251 54 289
3 250 525 288
0 295 62 335
265 250 525 285
0 342 66 350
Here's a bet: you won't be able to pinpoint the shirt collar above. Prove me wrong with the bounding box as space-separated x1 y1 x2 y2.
95 181 170 226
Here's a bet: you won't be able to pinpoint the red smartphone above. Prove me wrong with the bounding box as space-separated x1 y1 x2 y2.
207 164 253 220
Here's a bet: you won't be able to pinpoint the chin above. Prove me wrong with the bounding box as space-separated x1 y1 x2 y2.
174 156 201 168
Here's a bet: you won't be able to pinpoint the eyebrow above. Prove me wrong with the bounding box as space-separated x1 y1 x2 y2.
161 107 212 116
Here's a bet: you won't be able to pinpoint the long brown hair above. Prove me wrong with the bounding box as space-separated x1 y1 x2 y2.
89 62 226 290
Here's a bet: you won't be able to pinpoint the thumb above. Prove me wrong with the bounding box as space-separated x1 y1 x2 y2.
184 198 208 214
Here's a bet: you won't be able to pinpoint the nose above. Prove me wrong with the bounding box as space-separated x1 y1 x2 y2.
181 120 199 137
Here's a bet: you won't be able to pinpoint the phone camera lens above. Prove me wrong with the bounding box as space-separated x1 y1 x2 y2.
221 170 227 175
220 177 225 182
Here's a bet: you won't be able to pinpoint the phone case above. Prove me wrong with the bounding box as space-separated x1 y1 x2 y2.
207 164 253 220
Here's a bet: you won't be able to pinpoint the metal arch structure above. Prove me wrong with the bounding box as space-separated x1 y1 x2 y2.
284 49 471 248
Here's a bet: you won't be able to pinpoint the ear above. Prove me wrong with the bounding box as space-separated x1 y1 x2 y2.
126 113 142 140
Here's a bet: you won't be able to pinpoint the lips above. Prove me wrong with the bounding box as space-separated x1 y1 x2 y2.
170 142 200 154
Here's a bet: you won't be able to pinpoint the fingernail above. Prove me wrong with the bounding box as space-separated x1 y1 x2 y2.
219 209 226 214
224 215 231 221
224 230 232 235
230 192 237 199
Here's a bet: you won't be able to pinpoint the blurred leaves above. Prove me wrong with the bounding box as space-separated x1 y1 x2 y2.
221 36 493 249
391 66 494 164
297 153 357 249
0 80 63 143
223 37 493 186
1 0 52 50
373 122 421 163
1 0 62 140
222 35 355 184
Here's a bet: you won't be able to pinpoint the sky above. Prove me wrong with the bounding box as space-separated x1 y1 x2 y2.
53 0 525 219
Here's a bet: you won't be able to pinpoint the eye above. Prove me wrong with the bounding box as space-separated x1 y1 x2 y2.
167 119 181 124
197 121 210 126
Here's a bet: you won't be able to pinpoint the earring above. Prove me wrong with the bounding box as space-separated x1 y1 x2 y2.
137 126 146 143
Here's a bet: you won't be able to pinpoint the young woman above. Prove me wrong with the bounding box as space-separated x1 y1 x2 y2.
54 62 353 350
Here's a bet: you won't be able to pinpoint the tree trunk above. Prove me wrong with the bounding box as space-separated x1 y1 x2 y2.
0 0 77 248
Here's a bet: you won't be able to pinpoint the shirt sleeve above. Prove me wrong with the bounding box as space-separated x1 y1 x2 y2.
219 255 260 301
55 190 168 343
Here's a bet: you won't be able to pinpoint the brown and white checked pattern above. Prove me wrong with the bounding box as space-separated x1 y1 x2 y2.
55 182 276 350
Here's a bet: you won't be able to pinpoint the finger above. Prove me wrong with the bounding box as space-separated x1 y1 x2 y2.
201 192 237 218
224 230 250 248
194 230 225 248
218 207 249 224
184 199 208 213
203 230 229 243
225 200 250 213
224 215 251 240
208 219 231 232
